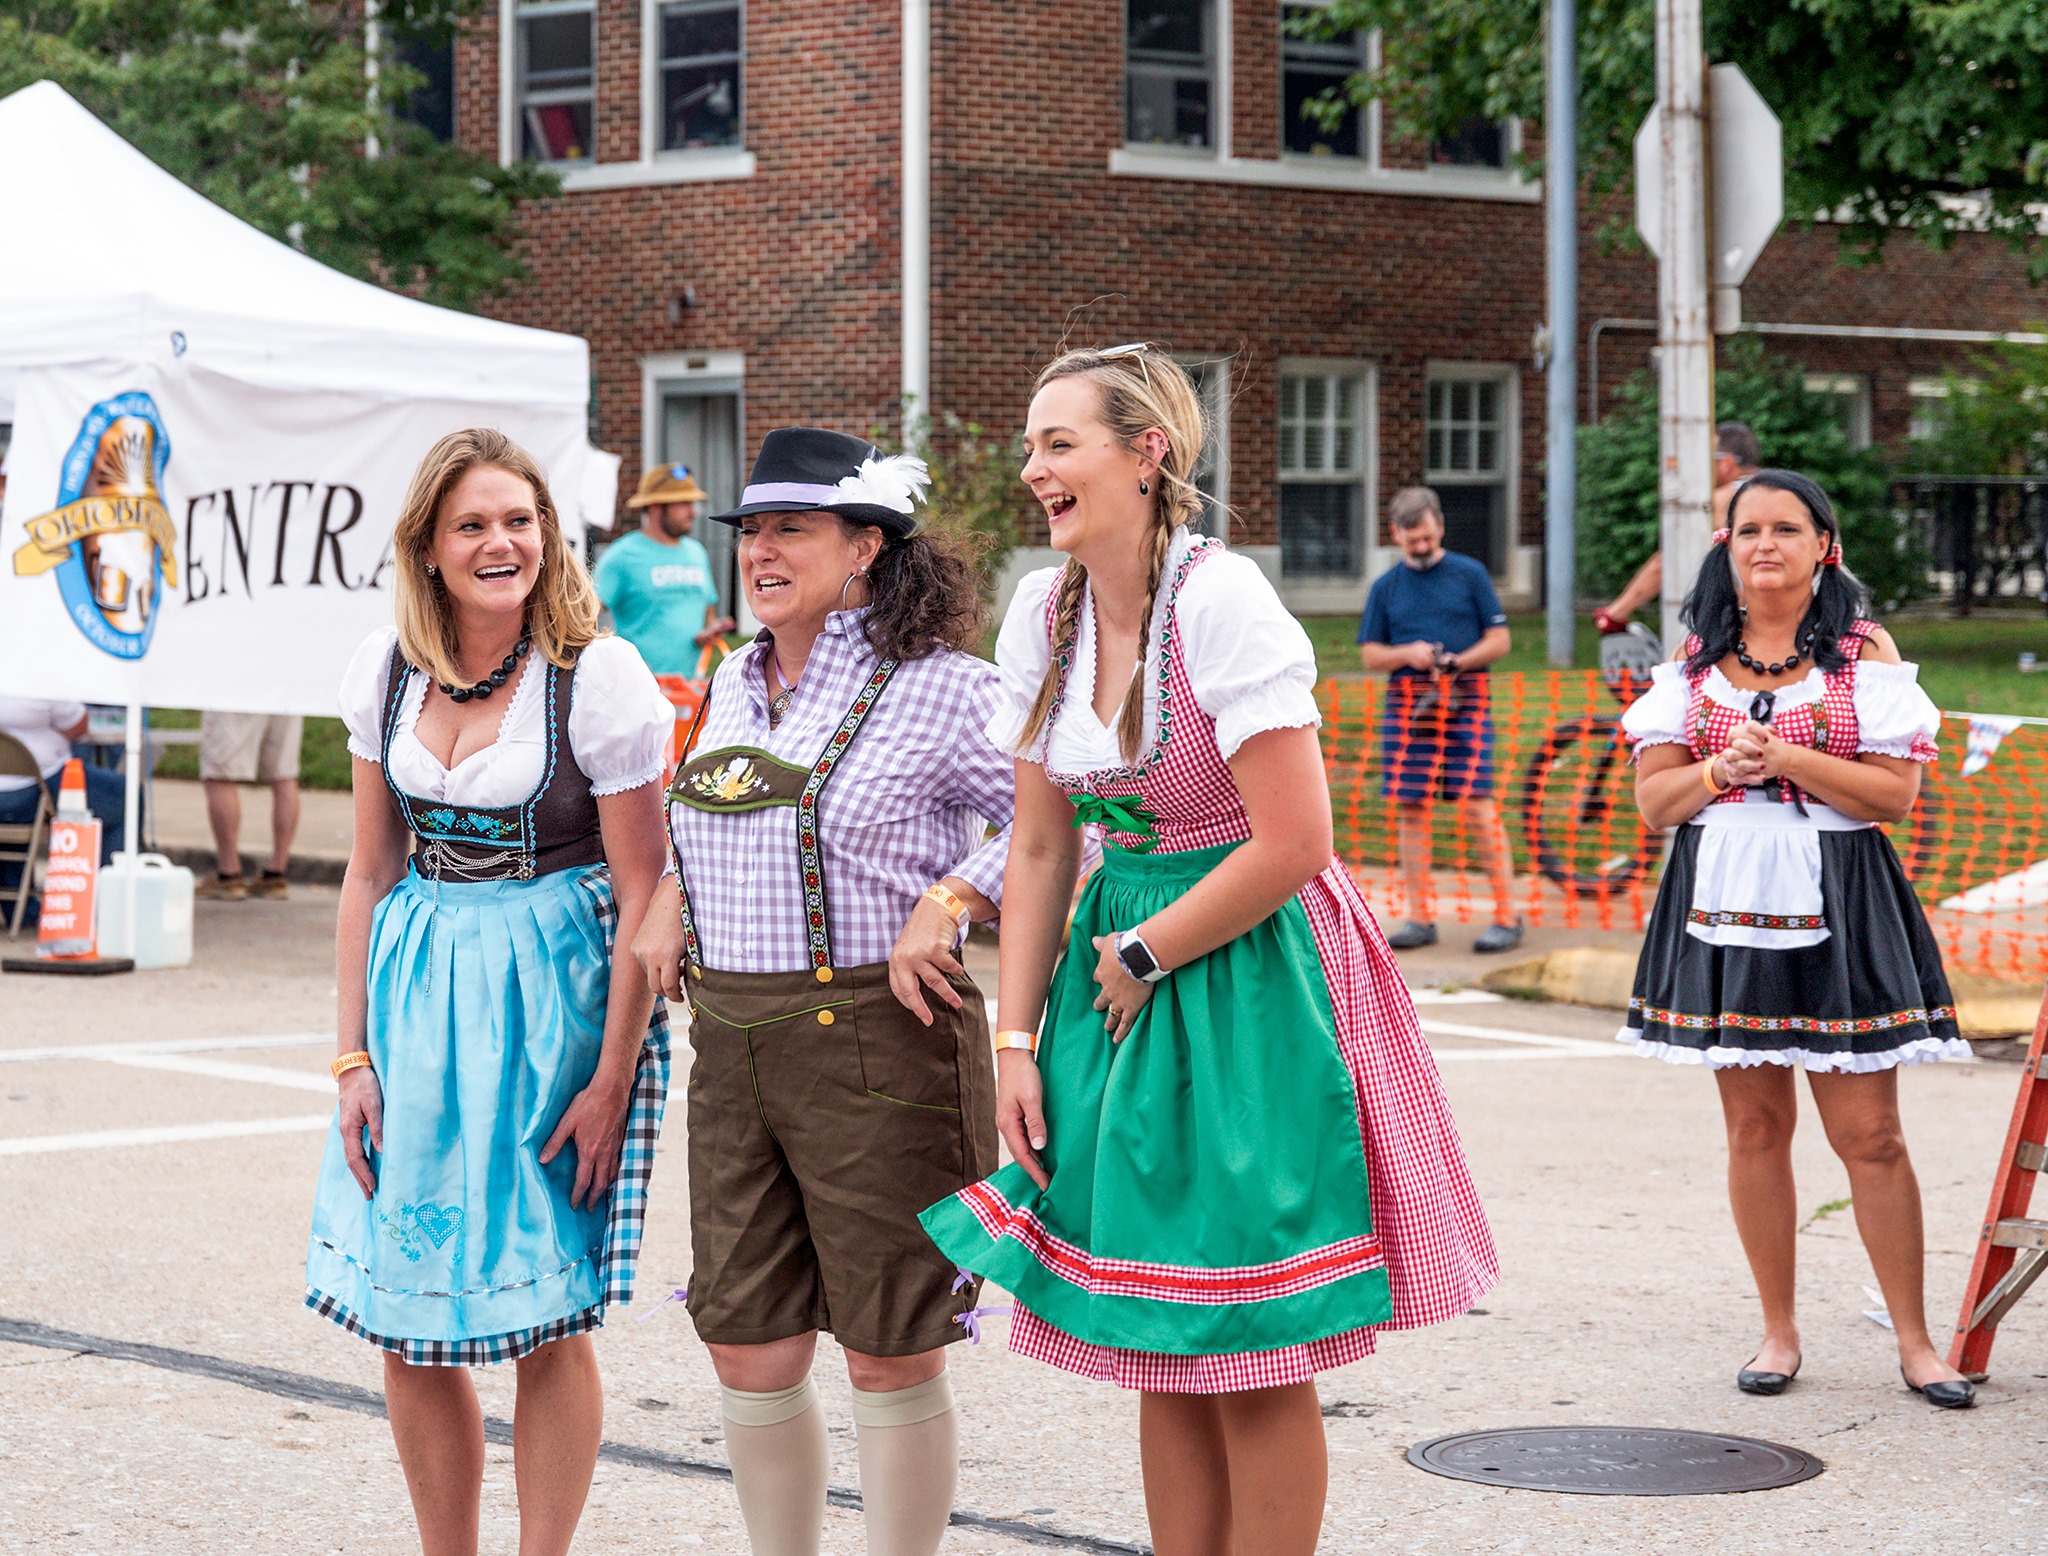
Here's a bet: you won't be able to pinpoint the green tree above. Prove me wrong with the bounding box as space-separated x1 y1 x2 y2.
0 1 555 309
1298 0 2048 278
870 408 1033 596
1577 337 1917 608
1912 331 2048 478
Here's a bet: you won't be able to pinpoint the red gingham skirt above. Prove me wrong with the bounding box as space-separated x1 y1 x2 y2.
1004 861 1498 1392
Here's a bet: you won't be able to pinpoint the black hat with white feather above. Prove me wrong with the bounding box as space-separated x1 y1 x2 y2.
706 427 931 538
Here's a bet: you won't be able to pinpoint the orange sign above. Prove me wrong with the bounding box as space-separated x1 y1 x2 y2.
36 818 101 960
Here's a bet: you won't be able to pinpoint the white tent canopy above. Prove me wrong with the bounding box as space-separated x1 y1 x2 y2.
0 81 617 730
0 80 587 411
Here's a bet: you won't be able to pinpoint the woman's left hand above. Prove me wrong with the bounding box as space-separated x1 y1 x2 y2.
889 897 967 1026
541 1074 634 1210
1730 718 1797 779
1090 936 1154 1044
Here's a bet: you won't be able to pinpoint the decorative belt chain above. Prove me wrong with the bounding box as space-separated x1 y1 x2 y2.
418 840 537 990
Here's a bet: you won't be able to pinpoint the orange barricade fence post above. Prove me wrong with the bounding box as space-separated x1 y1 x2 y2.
1318 680 2048 982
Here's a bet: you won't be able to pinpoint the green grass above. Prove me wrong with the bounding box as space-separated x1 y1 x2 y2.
147 708 355 791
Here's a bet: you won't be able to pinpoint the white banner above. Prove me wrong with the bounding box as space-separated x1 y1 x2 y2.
0 360 590 716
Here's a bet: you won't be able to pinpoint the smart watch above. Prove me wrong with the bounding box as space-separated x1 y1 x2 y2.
1114 927 1170 984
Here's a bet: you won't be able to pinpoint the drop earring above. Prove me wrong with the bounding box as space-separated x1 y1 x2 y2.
1138 479 1150 496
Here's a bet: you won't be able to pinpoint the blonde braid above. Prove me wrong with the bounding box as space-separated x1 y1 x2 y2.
1014 560 1089 757
1114 517 1175 763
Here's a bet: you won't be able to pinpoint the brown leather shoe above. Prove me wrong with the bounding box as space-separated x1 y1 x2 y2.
195 873 248 901
248 871 290 901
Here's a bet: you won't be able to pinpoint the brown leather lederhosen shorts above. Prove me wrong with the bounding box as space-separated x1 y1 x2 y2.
681 961 999 1357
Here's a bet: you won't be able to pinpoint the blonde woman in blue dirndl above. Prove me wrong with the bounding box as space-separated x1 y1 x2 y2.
305 429 677 1553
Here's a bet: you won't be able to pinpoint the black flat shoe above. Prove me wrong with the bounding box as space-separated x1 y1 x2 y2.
1902 1367 1975 1409
1737 1355 1801 1395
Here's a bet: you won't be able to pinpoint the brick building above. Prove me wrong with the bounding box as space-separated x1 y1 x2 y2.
456 1 2046 613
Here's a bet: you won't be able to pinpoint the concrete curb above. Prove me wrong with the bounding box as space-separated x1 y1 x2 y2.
1481 947 2042 1038
158 847 349 887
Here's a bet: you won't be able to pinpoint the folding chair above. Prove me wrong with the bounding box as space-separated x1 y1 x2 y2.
0 734 52 937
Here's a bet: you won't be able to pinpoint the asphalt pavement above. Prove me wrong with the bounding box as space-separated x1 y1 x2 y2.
1 888 2041 1554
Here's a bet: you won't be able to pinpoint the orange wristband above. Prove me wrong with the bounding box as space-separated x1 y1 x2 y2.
1700 755 1730 796
330 1051 373 1081
996 1030 1040 1058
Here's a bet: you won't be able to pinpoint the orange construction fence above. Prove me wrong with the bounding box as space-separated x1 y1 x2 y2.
1318 671 2048 983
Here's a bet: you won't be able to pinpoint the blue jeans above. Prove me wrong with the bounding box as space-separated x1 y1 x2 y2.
0 767 130 908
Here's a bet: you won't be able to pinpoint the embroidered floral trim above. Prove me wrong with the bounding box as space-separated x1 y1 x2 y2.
798 662 897 969
1629 997 1958 1035
1041 538 1219 838
1685 909 1827 932
674 663 899 971
375 1201 465 1264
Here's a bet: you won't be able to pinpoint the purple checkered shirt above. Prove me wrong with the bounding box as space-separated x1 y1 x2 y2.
668 608 1014 973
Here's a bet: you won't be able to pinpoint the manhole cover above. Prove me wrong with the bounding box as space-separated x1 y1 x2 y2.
1407 1426 1823 1496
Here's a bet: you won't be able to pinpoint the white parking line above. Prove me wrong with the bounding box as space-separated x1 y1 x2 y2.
1417 1018 1621 1056
0 1115 332 1158
0 1033 329 1064
95 1053 333 1093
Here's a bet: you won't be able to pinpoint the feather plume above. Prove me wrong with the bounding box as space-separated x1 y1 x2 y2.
833 452 930 514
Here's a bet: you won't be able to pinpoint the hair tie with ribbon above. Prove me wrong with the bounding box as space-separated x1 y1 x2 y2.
1821 535 1843 568
1710 527 1730 546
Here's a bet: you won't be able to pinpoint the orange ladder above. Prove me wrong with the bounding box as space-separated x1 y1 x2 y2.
1950 985 2048 1380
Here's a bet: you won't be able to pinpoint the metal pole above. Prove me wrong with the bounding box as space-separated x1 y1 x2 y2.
1655 0 1713 653
900 0 931 436
1544 0 1578 667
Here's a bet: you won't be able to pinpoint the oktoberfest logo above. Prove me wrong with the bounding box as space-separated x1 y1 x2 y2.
10 392 177 660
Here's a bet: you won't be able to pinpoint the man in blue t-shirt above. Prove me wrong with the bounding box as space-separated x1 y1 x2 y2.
1357 486 1520 953
596 463 736 676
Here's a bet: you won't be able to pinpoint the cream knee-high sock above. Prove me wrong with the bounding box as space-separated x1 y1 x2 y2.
721 1378 830 1556
849 1372 958 1556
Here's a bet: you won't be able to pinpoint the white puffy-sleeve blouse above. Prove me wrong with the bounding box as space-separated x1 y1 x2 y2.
1620 653 1943 763
338 625 673 808
987 531 1322 773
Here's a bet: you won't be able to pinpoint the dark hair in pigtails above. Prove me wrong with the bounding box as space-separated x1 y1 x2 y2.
1682 467 1871 678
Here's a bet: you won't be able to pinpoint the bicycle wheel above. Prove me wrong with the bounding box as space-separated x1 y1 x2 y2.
1521 715 1661 893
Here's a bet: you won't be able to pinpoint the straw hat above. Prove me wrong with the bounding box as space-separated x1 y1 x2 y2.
626 462 710 508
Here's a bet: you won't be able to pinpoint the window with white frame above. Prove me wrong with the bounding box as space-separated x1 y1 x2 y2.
515 0 595 163
1180 356 1232 538
1281 4 1367 159
1126 0 1215 149
1430 115 1508 169
1279 367 1371 577
1425 369 1512 573
1804 373 1872 450
1909 377 1954 444
658 1 742 151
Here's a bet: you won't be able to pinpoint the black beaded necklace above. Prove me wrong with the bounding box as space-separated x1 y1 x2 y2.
1735 622 1818 678
441 637 530 703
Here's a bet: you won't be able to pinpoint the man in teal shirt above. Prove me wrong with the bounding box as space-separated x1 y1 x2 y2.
596 463 735 675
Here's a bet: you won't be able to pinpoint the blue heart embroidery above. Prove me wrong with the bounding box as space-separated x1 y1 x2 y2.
413 1203 464 1249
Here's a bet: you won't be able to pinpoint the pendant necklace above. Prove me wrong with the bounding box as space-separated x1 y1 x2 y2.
440 637 529 703
768 655 799 725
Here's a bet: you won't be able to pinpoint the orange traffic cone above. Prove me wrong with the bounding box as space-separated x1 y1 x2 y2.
1 760 131 976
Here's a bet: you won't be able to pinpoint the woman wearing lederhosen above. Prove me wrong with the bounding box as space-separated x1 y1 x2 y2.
307 428 676 1551
633 428 1019 1556
1620 468 1975 1408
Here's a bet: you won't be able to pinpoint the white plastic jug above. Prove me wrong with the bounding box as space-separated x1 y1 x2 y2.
96 853 195 969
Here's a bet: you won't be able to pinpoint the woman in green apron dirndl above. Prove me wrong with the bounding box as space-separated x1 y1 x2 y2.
920 348 1498 1555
